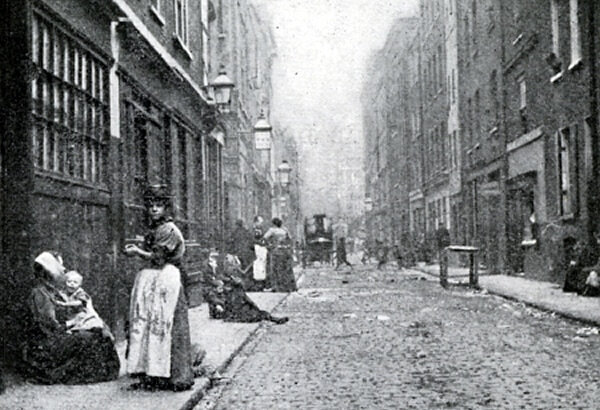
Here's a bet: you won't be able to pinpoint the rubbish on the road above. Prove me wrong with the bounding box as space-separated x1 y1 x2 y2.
576 327 600 336
343 313 358 319
332 332 361 339
525 308 544 319
409 320 426 328
377 315 390 321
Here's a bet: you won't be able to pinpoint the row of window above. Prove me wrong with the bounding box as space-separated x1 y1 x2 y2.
423 45 444 99
550 0 582 76
151 0 189 45
30 7 222 223
424 123 448 179
31 10 108 184
427 197 448 231
151 0 210 82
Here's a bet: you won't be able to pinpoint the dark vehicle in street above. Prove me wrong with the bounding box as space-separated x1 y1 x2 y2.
303 214 334 266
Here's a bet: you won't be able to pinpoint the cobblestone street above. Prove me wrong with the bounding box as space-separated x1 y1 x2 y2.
197 265 600 410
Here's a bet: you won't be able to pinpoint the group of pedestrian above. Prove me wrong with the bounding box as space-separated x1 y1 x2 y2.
562 232 600 297
16 183 297 393
225 216 298 293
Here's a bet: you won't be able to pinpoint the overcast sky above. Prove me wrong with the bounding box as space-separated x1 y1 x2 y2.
253 0 418 132
251 0 418 219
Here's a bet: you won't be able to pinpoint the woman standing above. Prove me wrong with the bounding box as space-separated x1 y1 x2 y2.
21 252 120 384
263 218 297 292
252 216 268 290
123 185 194 391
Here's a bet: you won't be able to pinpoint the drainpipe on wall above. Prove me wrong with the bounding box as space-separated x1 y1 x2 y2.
587 1 600 239
107 18 129 332
110 18 129 140
498 0 510 274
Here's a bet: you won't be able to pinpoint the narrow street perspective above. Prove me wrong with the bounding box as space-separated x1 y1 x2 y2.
198 264 600 410
2 0 600 409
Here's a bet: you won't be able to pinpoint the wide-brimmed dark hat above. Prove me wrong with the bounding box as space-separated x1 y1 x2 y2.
143 184 172 201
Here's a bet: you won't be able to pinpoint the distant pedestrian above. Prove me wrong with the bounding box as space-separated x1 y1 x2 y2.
563 236 598 294
226 219 255 285
583 270 600 297
335 237 353 269
252 216 268 290
361 240 372 264
376 240 388 270
263 217 297 292
435 223 451 262
393 244 404 270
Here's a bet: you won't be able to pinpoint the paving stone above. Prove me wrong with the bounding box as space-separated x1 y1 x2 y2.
200 266 600 410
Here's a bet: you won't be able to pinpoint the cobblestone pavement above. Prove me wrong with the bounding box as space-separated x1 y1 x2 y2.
196 265 600 410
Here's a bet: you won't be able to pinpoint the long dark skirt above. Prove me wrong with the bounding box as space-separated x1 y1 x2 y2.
134 289 194 391
269 249 297 292
22 329 120 384
222 286 272 323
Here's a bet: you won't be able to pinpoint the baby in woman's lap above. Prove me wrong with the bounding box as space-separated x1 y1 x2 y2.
56 270 114 340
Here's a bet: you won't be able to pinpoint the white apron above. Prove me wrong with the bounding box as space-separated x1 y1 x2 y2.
127 264 181 377
253 245 268 281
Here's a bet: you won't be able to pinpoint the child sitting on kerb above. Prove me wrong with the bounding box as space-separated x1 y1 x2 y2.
56 270 114 341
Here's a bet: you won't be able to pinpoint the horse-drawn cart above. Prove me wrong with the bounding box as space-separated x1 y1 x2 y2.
303 214 334 266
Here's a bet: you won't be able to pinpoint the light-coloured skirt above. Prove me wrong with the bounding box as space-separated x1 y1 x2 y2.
127 264 181 377
253 245 268 281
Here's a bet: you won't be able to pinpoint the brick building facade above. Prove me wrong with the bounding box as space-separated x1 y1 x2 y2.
0 0 280 363
363 0 600 282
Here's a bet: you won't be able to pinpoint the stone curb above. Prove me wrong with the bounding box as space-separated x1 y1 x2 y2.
178 274 300 410
411 265 600 328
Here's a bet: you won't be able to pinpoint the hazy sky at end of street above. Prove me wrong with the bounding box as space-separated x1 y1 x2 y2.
252 0 419 137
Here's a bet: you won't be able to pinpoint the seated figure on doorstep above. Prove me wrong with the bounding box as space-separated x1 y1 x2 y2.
203 252 288 325
21 252 120 385
563 235 600 295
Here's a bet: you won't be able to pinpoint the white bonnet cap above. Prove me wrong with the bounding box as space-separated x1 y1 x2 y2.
34 252 66 278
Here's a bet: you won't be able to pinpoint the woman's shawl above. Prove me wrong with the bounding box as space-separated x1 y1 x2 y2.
29 284 67 336
144 221 185 267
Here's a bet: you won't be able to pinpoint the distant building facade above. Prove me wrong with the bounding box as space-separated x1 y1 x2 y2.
210 0 277 230
362 0 600 282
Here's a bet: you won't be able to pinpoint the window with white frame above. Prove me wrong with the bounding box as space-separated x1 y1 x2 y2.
489 70 498 125
150 0 165 24
201 0 209 85
558 126 578 216
31 9 108 185
551 0 560 59
518 75 528 133
451 68 456 103
569 0 581 67
174 0 189 46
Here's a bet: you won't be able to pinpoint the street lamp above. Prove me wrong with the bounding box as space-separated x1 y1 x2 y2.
208 66 235 112
253 110 272 150
277 160 292 188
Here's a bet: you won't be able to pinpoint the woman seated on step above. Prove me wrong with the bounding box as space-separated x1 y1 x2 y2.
21 251 120 384
203 251 288 324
